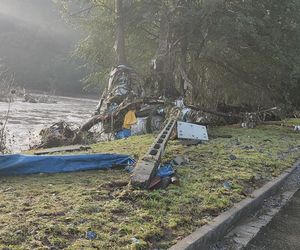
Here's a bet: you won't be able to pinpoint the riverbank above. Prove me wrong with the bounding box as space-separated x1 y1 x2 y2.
0 120 300 249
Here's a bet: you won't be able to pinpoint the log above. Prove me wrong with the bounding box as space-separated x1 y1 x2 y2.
79 98 167 133
186 104 242 119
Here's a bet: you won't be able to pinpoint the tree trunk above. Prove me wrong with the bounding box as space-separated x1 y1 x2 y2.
152 8 179 98
115 0 127 65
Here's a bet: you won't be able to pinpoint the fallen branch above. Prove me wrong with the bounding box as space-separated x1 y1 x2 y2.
79 98 166 132
186 104 242 119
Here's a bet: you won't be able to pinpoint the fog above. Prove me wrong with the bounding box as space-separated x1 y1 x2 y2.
0 0 85 95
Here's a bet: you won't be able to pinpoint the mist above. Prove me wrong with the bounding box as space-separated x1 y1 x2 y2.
0 0 85 95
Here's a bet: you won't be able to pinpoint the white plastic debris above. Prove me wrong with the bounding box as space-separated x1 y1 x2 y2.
175 97 185 108
294 125 300 131
177 121 209 141
131 117 148 135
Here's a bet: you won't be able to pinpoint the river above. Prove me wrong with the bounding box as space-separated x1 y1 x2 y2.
0 96 99 152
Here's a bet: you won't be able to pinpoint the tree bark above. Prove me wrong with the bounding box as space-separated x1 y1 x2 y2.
115 0 127 65
152 8 179 98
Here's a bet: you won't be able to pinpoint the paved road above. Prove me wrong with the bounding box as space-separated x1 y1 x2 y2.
245 189 300 250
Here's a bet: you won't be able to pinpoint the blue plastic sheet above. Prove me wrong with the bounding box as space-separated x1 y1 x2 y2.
0 154 135 176
157 164 175 178
115 129 131 139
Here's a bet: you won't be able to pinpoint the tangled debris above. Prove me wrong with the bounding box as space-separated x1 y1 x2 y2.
23 93 57 104
34 65 299 151
35 121 77 149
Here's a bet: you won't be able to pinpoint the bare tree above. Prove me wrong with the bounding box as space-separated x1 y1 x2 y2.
114 0 127 65
0 63 15 154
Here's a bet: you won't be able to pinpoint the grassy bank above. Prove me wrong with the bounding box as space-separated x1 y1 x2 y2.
1 120 300 249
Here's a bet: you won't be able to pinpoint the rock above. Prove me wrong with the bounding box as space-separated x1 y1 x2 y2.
172 156 187 166
223 181 232 190
229 154 237 160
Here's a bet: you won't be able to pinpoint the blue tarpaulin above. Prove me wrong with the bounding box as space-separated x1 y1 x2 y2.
157 164 175 178
115 129 131 139
0 154 135 176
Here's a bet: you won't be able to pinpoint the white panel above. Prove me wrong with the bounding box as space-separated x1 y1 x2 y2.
177 121 209 141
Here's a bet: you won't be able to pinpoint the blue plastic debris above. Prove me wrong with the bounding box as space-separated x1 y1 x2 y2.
86 231 97 240
157 164 175 178
125 165 135 173
116 129 131 139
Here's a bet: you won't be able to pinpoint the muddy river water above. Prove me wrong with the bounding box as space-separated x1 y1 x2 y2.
0 96 98 152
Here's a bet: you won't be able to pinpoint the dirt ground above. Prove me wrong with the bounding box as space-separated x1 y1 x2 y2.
246 189 300 250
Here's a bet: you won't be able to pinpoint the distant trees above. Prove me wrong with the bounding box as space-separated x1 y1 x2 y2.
60 0 300 108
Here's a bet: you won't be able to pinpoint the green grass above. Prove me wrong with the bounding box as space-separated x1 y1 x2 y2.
1 123 300 249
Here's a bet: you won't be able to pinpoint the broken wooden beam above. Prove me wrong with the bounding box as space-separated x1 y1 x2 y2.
33 145 91 155
131 111 180 189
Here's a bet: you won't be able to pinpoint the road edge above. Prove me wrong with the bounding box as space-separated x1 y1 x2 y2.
169 160 300 250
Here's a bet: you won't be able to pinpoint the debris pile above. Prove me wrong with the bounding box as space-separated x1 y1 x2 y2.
80 65 166 137
24 93 57 104
35 121 77 149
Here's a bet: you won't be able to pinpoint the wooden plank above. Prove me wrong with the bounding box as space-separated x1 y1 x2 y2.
34 145 91 155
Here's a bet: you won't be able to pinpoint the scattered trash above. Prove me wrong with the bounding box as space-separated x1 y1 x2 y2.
241 113 258 129
36 121 78 149
148 176 162 189
95 65 144 115
177 121 209 141
116 129 131 139
223 181 232 190
131 237 140 244
157 164 175 178
294 125 300 131
229 154 237 160
171 176 180 186
125 164 134 174
182 107 192 122
160 176 172 189
86 230 97 240
172 156 187 166
123 110 137 129
131 117 148 135
175 97 185 108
